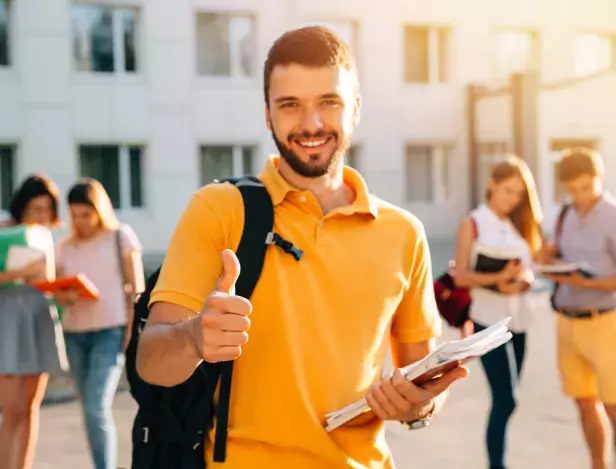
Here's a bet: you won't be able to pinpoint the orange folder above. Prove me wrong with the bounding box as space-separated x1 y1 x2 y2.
32 273 100 300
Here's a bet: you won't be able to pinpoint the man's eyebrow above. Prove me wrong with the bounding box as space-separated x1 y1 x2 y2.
320 93 343 100
274 96 298 103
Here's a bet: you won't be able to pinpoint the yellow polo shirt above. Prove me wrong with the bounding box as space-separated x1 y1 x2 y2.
150 155 442 469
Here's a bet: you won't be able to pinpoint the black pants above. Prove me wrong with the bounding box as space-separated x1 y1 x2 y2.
473 322 527 469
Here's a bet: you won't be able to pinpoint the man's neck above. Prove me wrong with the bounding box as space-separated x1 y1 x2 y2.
575 193 602 217
277 158 354 215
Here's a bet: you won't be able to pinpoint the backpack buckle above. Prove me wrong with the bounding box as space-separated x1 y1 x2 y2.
266 232 303 261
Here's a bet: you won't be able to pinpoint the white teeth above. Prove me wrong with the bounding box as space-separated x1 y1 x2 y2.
297 139 327 148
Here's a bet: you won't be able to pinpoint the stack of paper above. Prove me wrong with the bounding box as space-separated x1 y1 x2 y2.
324 318 513 432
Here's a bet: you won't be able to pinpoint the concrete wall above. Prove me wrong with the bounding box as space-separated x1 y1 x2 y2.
1 0 615 254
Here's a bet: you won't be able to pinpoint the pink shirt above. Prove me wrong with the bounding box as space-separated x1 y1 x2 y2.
57 225 142 332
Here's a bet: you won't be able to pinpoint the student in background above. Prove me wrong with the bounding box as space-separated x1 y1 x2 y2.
55 178 144 469
542 148 616 469
452 156 543 469
0 174 68 469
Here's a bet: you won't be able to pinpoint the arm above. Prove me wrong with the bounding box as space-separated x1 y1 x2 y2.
452 218 511 288
136 185 243 386
390 338 448 419
366 224 468 423
118 227 146 346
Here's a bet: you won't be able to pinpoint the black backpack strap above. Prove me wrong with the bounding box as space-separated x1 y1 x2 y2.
550 203 571 311
212 176 274 463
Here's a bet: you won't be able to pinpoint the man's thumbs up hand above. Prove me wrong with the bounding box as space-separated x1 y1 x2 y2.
191 249 252 363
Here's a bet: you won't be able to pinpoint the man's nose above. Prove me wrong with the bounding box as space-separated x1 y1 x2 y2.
300 108 323 134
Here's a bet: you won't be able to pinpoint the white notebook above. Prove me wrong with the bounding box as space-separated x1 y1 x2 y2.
324 318 513 432
5 245 46 272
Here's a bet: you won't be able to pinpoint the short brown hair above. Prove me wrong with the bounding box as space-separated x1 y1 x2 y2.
263 26 357 106
558 147 604 182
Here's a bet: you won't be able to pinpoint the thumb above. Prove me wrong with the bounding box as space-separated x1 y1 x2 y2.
215 249 240 295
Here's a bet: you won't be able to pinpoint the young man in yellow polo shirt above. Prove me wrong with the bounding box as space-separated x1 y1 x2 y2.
543 148 616 469
136 26 468 469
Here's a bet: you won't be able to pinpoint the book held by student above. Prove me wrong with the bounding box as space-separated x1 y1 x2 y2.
324 318 513 432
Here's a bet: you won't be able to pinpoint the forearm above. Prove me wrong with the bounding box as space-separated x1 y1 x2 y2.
453 271 504 289
136 319 203 387
581 275 616 292
0 270 22 284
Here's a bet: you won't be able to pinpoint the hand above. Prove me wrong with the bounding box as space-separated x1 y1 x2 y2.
461 319 474 339
543 271 590 288
496 280 523 294
19 258 46 281
54 287 79 306
190 249 252 363
366 365 469 422
498 260 522 283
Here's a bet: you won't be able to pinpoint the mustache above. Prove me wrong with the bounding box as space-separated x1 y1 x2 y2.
287 130 337 142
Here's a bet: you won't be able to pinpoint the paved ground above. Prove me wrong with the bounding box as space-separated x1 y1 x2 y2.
33 291 613 469
15 240 613 468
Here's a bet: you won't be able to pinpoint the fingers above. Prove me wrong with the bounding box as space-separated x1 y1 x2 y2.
202 310 251 332
214 249 241 295
207 291 252 316
422 366 469 396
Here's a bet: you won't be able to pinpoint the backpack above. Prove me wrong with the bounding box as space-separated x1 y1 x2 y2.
434 217 478 328
125 176 303 469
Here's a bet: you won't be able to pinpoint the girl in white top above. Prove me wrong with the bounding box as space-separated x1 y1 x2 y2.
452 155 543 469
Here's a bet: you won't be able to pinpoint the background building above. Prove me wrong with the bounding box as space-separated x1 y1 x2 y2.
0 0 615 263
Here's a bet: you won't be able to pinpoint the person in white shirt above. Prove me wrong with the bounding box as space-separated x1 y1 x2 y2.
451 155 543 469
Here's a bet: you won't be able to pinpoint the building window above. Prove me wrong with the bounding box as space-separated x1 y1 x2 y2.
79 145 144 209
492 29 540 84
0 0 10 67
404 26 450 83
574 33 616 77
72 4 139 74
200 145 256 185
0 145 14 211
303 20 358 52
196 13 256 77
405 145 452 203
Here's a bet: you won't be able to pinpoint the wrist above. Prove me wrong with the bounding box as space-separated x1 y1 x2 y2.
180 317 203 362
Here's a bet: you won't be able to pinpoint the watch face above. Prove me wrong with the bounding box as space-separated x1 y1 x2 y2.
403 419 431 430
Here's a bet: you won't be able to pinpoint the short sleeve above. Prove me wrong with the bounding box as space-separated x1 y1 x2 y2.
119 224 142 255
390 225 443 343
148 184 244 315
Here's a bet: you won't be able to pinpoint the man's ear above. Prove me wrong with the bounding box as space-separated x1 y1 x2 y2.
265 106 272 130
353 95 361 127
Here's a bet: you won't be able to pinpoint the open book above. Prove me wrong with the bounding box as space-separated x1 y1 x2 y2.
324 318 513 432
471 245 522 291
534 261 596 278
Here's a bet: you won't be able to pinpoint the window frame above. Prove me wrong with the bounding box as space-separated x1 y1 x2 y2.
403 24 452 85
194 10 258 80
199 144 257 186
70 3 142 77
490 27 541 86
0 143 16 215
0 0 12 69
404 142 454 206
77 142 146 211
573 31 616 77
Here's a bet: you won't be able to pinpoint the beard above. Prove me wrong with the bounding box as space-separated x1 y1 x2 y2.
269 120 350 178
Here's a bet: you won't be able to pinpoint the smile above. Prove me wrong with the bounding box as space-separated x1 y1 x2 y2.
294 137 331 149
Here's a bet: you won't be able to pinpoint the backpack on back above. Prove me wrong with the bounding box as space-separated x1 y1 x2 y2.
125 176 301 469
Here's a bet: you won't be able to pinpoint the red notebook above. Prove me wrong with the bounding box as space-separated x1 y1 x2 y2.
32 273 100 300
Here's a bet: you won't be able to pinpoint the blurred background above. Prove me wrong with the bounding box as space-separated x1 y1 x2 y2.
0 0 615 467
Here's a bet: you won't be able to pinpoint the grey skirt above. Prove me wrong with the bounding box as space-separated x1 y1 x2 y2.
0 285 69 375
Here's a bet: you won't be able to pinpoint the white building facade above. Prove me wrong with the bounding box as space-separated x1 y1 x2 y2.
0 0 615 258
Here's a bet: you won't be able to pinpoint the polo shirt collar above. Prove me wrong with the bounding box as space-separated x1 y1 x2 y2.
259 155 378 218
